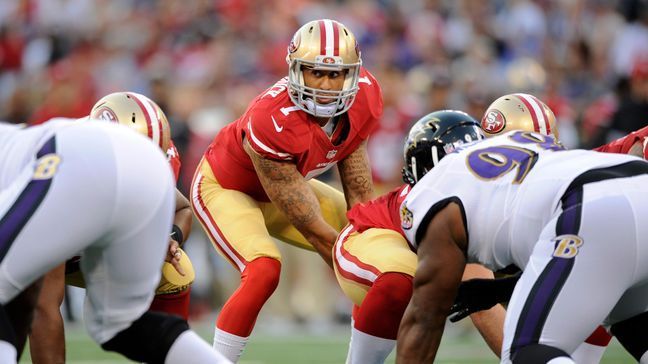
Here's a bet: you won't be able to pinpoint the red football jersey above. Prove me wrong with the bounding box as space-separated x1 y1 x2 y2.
346 184 410 237
167 140 181 182
204 67 383 201
594 126 648 159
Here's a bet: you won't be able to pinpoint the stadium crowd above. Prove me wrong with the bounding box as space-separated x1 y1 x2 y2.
1 0 648 340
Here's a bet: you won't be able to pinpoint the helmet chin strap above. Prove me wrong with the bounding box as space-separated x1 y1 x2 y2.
303 98 339 118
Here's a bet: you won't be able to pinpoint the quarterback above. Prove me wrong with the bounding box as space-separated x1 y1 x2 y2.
190 19 382 362
396 126 648 363
333 110 505 364
0 119 229 363
28 92 196 364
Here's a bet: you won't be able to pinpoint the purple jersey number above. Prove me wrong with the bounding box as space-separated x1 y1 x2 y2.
467 131 565 183
508 130 565 151
467 146 538 184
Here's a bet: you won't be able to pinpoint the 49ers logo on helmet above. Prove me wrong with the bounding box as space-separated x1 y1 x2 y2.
92 106 118 123
481 109 506 134
288 33 300 53
322 57 336 64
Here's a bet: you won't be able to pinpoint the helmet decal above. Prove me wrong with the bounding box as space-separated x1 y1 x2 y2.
91 105 119 123
481 109 506 134
288 33 300 54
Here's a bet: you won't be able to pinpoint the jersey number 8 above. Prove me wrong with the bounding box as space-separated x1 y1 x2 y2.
33 154 61 180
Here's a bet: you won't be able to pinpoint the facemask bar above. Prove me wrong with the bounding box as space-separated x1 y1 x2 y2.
287 58 361 117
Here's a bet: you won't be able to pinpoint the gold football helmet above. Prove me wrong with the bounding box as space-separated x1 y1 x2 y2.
286 19 362 117
481 93 559 139
90 92 171 152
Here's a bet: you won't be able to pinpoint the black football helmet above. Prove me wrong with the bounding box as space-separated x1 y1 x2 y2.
402 110 484 185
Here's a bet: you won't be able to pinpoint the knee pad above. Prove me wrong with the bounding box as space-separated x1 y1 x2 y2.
511 343 572 364
101 311 189 363
372 272 413 307
611 311 648 361
241 257 281 300
354 273 413 339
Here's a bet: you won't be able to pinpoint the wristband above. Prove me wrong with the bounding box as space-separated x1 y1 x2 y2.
170 224 184 244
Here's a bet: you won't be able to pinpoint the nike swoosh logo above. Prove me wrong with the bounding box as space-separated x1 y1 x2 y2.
358 76 371 85
271 115 283 132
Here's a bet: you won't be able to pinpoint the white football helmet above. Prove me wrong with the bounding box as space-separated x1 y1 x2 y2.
90 92 172 152
286 19 362 118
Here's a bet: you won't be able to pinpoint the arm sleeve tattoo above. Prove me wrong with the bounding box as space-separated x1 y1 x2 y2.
337 140 374 208
244 139 321 229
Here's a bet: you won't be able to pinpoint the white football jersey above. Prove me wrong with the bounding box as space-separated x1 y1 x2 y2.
401 130 643 271
0 119 75 189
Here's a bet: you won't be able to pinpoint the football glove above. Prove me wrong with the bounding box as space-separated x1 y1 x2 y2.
449 271 521 322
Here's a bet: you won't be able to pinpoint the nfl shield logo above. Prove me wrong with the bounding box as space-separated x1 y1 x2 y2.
326 150 337 159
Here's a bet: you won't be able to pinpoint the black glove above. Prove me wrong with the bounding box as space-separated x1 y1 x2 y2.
448 271 521 322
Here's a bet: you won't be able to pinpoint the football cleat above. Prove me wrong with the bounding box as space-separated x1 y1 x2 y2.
481 93 558 139
286 19 362 118
90 92 172 152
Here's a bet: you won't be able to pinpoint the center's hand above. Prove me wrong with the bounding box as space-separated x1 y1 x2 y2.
166 239 185 276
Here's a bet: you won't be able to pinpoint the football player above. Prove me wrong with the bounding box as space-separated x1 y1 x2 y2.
593 125 648 158
396 124 648 362
190 19 381 362
28 92 196 364
452 93 648 363
0 119 229 363
333 110 505 364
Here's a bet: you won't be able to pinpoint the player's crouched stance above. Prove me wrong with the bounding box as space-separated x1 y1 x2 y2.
0 119 230 363
396 127 648 363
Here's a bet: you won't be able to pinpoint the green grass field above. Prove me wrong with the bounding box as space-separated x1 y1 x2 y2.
18 318 635 363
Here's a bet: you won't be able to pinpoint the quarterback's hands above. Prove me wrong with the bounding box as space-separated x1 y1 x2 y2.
449 272 521 322
166 239 185 276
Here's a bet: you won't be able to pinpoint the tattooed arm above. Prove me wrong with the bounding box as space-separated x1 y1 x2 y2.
337 140 374 209
244 138 337 267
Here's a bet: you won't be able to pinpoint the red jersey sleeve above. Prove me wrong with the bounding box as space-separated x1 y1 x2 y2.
594 126 648 159
245 106 310 162
167 141 181 183
346 184 410 235
348 67 383 140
